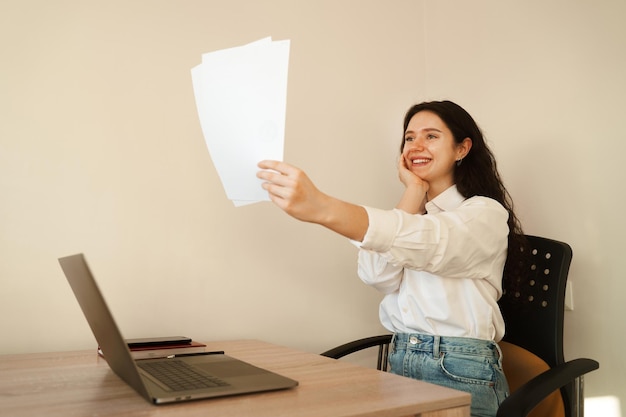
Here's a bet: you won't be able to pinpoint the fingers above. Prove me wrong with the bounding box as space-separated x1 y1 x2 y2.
397 155 412 183
257 168 286 185
257 160 307 187
257 160 296 175
260 178 290 200
397 155 410 173
257 160 300 202
257 159 279 170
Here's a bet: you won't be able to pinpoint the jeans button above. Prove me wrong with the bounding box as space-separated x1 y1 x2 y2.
409 336 419 344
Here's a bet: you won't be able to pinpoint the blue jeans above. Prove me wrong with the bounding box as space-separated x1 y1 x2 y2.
389 333 509 417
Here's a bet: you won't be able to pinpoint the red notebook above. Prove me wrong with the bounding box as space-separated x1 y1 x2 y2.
98 340 207 360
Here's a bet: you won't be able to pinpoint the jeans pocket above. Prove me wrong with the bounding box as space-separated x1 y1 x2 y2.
438 352 495 386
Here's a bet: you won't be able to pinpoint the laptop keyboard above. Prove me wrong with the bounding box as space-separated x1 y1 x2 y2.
138 360 230 391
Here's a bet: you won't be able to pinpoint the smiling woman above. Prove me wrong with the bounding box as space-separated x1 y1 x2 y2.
396 110 471 214
257 100 527 417
401 112 471 202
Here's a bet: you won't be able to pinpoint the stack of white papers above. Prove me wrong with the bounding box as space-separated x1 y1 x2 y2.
191 37 291 206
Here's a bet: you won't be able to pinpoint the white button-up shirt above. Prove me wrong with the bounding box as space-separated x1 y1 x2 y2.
356 185 509 341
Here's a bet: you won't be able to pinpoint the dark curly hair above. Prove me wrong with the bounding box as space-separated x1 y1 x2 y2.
401 100 527 286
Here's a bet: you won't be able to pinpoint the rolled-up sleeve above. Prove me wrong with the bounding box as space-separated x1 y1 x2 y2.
358 198 509 280
359 207 402 252
357 249 404 294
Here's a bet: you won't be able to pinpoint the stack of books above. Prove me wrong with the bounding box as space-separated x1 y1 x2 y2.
98 336 207 360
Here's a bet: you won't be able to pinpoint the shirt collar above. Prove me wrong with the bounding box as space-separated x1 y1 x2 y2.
424 185 466 214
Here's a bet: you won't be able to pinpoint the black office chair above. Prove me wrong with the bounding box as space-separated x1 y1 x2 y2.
321 235 599 417
321 335 392 371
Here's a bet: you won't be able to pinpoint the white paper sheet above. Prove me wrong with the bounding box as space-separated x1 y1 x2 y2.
191 37 290 206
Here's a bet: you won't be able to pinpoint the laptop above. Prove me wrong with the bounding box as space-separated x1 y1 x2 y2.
58 253 298 404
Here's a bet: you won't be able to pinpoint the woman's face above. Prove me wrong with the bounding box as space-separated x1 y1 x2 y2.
402 111 470 195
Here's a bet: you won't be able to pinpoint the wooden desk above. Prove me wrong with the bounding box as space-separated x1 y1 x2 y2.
0 340 470 417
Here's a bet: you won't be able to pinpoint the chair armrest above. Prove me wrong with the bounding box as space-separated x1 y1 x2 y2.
321 335 392 359
497 358 599 417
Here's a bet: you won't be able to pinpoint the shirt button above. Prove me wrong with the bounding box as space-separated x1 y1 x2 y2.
409 336 419 344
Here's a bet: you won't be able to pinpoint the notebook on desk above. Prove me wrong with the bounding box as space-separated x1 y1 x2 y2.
58 253 298 405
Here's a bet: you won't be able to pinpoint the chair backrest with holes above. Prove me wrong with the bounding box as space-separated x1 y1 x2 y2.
499 235 573 413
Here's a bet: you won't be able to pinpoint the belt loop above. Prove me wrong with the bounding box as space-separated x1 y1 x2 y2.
433 335 441 357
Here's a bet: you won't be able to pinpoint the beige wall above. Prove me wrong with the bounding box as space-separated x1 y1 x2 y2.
1 0 624 411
